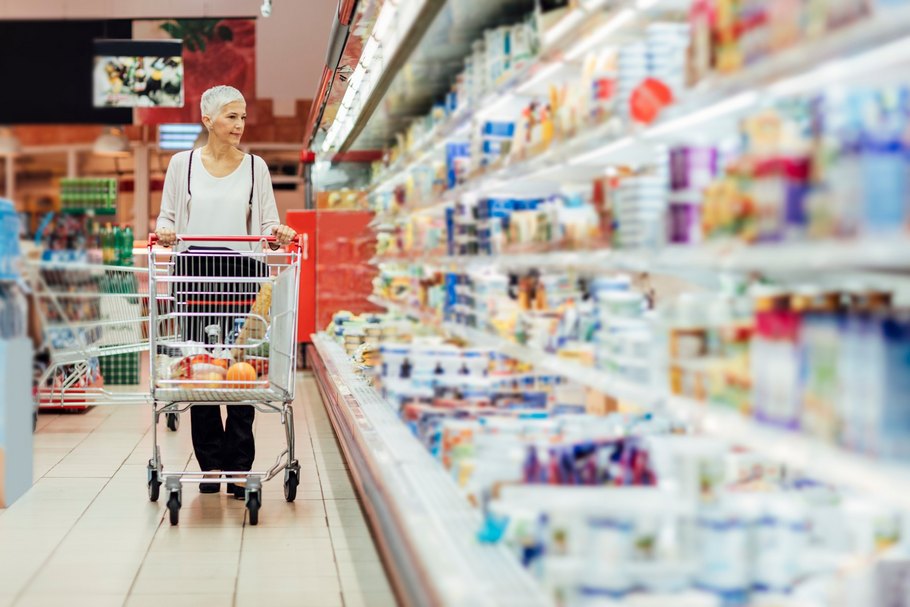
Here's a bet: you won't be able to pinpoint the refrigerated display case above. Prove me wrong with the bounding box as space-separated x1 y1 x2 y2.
305 0 910 605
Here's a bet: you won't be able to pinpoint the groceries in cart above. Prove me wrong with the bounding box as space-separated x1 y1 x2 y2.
155 351 267 390
154 313 271 391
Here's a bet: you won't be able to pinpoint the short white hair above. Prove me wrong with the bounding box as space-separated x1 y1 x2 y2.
200 85 245 121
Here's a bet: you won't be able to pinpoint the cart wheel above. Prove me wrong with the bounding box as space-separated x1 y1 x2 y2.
148 471 161 502
284 471 299 502
167 493 180 526
246 491 261 526
166 413 179 432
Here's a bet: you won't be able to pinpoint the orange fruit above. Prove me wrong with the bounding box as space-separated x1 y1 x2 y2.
226 362 258 388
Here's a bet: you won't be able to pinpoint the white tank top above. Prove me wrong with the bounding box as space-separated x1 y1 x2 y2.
184 150 254 251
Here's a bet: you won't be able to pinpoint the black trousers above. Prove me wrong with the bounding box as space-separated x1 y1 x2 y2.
173 247 268 473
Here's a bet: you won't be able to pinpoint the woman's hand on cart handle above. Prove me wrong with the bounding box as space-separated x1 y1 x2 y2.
154 228 176 247
271 225 297 248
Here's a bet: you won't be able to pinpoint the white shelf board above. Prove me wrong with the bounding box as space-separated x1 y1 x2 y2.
444 323 662 407
371 237 910 275
666 395 910 512
310 334 551 607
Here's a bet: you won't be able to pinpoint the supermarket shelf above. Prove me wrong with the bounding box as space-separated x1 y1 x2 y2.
367 295 442 328
444 323 662 407
666 396 910 512
370 296 910 509
367 0 699 195
370 295 659 406
309 334 551 607
372 237 910 275
373 3 910 221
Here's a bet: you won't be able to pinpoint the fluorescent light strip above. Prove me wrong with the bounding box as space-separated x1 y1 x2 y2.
645 91 758 139
568 135 633 166
565 8 637 61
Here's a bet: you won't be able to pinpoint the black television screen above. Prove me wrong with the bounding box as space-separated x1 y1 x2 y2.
0 20 133 124
93 40 184 108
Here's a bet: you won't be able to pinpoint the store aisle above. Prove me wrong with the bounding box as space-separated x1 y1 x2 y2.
0 374 398 607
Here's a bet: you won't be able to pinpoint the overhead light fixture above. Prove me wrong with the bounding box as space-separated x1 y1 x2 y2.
260 0 272 17
93 126 130 157
0 127 21 155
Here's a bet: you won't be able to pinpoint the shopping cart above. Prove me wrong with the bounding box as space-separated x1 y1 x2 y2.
147 234 304 525
26 253 158 412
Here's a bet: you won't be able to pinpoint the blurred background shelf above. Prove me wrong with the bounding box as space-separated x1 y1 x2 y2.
666 395 910 512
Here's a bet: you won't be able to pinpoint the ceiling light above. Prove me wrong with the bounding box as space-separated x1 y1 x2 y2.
93 126 130 157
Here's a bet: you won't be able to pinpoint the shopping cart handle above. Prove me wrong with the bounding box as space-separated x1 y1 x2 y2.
149 233 302 250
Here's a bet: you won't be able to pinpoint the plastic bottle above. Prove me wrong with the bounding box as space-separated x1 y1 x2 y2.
862 89 909 233
751 287 800 428
101 223 112 264
799 290 843 442
120 225 134 266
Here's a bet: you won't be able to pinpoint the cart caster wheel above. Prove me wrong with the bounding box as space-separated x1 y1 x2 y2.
148 471 161 502
284 471 299 502
167 492 181 526
246 491 261 526
166 413 179 432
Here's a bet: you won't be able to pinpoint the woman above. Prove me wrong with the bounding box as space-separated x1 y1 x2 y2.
156 85 296 497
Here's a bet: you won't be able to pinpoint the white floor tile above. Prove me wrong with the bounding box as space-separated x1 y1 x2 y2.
8 375 390 607
15 595 127 607
125 594 234 607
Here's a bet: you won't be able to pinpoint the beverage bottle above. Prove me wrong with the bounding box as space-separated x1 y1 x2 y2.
121 225 134 266
103 223 113 264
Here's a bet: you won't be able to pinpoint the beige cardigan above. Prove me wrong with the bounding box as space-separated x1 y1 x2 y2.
156 150 281 248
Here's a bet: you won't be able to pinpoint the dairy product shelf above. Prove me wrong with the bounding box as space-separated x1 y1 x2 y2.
371 3 910 224
310 334 551 607
368 296 910 511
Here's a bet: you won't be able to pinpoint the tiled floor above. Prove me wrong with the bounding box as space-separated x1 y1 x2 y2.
0 374 398 607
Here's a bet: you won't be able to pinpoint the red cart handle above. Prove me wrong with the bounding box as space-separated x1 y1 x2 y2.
149 233 302 251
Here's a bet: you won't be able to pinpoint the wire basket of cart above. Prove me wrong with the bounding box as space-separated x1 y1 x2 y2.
147 234 304 525
26 250 157 412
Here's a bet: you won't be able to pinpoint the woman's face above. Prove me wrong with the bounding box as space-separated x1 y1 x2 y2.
205 100 246 146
